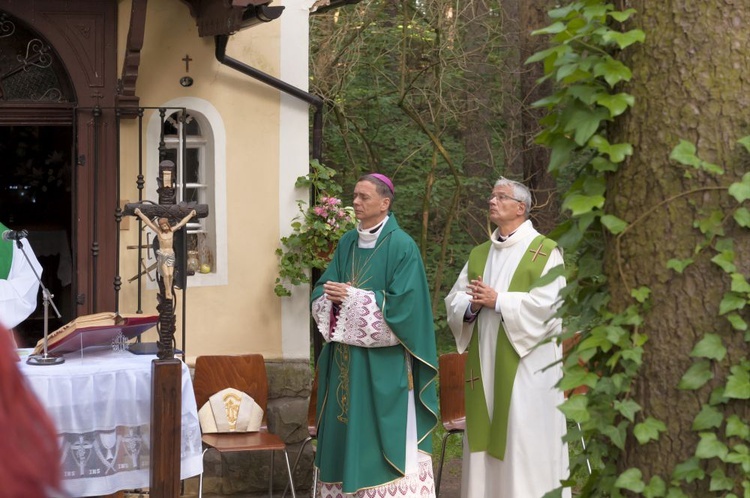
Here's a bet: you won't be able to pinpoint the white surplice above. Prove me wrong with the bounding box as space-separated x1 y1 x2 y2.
444 220 571 498
0 238 42 330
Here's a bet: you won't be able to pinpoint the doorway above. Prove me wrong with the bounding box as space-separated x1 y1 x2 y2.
0 125 74 346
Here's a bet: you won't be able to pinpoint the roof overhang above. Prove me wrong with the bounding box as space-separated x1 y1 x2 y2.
180 0 285 37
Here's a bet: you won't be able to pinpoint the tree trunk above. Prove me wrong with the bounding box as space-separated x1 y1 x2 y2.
606 0 750 490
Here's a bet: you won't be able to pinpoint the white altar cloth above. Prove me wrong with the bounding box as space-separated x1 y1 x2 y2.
19 347 203 497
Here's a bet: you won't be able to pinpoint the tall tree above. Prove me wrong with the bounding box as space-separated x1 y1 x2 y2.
608 1 750 491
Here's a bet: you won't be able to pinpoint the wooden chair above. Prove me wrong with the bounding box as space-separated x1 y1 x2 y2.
281 370 318 498
193 354 296 498
435 352 467 497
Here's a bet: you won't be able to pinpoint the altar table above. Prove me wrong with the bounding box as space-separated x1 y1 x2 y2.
19 347 203 497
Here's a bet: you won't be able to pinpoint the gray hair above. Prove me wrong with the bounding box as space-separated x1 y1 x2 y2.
358 174 395 208
494 177 532 217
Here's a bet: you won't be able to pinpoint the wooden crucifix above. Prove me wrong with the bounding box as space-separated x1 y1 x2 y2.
122 160 208 498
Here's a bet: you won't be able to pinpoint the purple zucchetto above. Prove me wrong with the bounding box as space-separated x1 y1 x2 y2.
369 173 394 194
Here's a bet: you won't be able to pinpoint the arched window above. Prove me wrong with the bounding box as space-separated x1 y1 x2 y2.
146 98 227 288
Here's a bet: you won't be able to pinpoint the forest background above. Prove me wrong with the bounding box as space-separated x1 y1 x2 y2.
305 0 750 496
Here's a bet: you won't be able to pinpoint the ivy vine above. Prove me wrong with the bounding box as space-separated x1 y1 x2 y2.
529 1 750 497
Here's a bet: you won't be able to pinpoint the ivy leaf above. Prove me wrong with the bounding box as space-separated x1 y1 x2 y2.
614 399 641 422
670 140 701 167
726 415 750 439
709 468 734 492
609 8 637 22
559 364 598 393
666 258 693 274
731 273 750 293
738 136 750 153
532 21 567 35
672 457 704 483
719 292 746 315
631 286 651 303
728 172 750 203
596 92 635 117
665 488 689 498
734 207 750 228
562 194 605 216
692 405 724 431
690 333 727 361
726 312 748 331
678 360 713 390
614 468 645 492
601 214 628 234
558 393 590 423
695 432 728 460
711 251 736 273
593 58 632 87
602 29 646 50
724 364 750 399
603 421 628 450
643 475 667 498
634 417 666 444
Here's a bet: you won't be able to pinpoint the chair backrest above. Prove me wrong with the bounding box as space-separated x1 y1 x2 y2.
193 354 269 423
438 352 467 429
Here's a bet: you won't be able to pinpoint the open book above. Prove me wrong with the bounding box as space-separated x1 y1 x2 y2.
32 312 158 355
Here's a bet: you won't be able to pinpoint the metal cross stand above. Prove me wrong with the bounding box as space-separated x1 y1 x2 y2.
15 230 65 366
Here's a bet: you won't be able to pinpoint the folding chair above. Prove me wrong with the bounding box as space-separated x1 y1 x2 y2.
282 370 318 498
193 354 296 498
435 352 467 497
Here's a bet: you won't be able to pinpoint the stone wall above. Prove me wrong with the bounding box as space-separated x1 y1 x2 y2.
184 359 315 497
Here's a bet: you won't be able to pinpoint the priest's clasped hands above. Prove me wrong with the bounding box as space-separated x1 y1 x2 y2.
467 275 498 313
323 281 352 305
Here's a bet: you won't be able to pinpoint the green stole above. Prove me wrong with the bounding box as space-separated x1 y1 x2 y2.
0 222 13 279
464 234 556 460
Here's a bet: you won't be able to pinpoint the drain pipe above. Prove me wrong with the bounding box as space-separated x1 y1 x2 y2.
214 35 324 159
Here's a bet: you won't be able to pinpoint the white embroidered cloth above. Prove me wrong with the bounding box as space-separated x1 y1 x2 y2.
198 387 263 433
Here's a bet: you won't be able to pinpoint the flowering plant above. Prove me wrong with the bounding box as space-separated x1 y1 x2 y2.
274 161 356 297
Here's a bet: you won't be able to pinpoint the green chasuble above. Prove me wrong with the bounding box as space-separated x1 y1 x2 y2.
311 213 439 493
464 234 556 460
0 222 13 279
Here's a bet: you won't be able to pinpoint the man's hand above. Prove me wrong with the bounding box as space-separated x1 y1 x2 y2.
323 281 351 305
467 275 497 312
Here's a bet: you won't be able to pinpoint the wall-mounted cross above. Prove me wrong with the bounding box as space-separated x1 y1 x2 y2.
466 369 481 390
182 53 193 72
528 242 548 262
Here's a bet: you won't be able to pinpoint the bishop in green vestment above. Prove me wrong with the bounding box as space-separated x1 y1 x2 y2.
311 174 438 497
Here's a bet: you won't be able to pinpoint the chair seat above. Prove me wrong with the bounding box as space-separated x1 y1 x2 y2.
202 429 287 453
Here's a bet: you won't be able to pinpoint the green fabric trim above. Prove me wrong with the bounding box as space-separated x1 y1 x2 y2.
0 222 12 280
464 234 557 460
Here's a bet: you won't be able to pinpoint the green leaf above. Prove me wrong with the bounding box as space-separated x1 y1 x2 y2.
695 432 728 460
734 207 750 228
690 333 726 361
692 405 724 431
615 468 645 492
643 475 667 498
729 172 750 203
601 214 628 234
731 273 750 293
672 457 704 483
670 140 701 167
719 292 746 315
609 8 637 22
726 312 748 331
593 58 633 87
726 415 750 439
558 393 590 423
709 468 734 492
562 194 605 216
666 258 693 274
596 92 635 117
678 360 713 390
738 135 750 153
634 417 666 444
725 364 750 399
631 286 651 303
532 21 567 35
603 421 628 450
724 445 750 473
603 29 646 50
711 251 736 273
614 399 641 422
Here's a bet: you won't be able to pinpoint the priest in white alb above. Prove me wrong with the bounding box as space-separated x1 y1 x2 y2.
445 177 570 498
0 222 42 334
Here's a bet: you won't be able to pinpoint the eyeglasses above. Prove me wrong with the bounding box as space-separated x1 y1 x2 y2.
488 193 523 203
